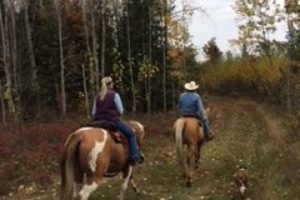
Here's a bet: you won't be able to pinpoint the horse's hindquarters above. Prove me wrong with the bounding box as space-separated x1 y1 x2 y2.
174 118 203 187
183 118 203 143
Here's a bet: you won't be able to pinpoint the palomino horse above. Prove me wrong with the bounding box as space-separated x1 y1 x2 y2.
174 112 209 187
60 120 145 200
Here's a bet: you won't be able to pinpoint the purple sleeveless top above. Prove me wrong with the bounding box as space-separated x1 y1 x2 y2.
93 90 120 123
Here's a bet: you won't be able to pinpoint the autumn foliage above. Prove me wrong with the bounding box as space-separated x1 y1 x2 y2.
0 120 79 195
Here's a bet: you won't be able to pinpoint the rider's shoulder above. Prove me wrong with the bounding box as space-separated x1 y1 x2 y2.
192 92 200 97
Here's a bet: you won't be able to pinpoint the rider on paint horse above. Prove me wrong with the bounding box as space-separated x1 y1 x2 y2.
92 76 143 166
179 81 214 141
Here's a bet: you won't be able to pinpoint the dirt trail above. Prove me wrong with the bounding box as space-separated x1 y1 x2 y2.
255 104 285 140
5 96 297 200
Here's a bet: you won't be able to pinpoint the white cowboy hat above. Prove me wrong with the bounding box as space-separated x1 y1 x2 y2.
184 81 199 91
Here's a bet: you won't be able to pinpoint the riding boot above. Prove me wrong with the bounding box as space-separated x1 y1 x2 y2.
115 121 142 166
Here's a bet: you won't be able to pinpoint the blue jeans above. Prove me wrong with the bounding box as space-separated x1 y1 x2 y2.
202 119 209 139
115 121 139 161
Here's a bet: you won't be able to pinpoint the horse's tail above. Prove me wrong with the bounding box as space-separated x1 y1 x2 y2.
60 133 81 200
174 118 185 166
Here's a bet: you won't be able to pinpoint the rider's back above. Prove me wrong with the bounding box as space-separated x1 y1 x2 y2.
179 92 200 116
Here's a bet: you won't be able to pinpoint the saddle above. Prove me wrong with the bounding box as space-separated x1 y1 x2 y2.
86 120 123 143
182 115 203 127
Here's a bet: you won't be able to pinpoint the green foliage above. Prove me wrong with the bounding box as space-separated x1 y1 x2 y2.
112 62 125 90
199 56 286 100
232 0 284 55
0 0 190 118
202 38 223 62
138 60 159 82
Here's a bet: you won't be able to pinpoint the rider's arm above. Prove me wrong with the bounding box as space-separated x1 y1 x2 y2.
114 93 124 115
196 94 206 121
178 94 182 110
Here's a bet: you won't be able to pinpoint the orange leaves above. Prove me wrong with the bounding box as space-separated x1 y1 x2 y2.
200 56 287 95
167 48 181 61
138 61 159 81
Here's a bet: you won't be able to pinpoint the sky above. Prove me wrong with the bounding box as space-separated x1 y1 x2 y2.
175 0 288 60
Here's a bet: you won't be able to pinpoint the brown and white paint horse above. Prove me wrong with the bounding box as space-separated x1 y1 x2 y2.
60 120 145 200
174 110 210 187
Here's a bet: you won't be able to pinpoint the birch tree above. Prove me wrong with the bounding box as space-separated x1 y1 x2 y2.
81 63 90 119
1 1 16 119
80 0 94 116
162 0 168 112
24 1 37 89
55 0 66 117
24 1 40 116
285 0 300 115
100 0 106 77
233 0 284 64
126 0 136 112
91 0 100 92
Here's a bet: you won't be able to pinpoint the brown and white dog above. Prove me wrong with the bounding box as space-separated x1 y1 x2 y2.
233 168 248 197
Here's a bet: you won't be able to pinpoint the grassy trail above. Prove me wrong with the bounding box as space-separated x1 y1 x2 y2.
5 96 300 200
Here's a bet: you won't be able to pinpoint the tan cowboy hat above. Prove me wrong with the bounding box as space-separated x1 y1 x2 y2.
184 81 199 91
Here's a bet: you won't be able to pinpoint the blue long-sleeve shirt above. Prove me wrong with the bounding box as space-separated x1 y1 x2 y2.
179 92 206 121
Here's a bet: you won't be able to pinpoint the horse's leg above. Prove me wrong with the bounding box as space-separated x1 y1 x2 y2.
130 178 139 194
195 141 202 169
74 182 83 199
78 177 99 200
122 166 139 194
74 166 84 198
186 144 196 187
78 160 109 200
177 143 186 178
119 166 133 200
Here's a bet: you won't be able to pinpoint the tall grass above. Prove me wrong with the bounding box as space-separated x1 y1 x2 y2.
199 55 300 133
200 56 285 100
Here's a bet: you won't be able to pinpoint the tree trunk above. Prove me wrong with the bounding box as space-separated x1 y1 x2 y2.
55 0 66 117
147 5 152 114
25 1 40 117
8 1 18 91
91 2 100 92
81 0 95 98
0 82 6 127
81 64 90 119
126 1 136 112
24 2 38 87
81 0 94 104
162 0 168 112
1 2 16 120
172 80 176 111
100 0 106 78
82 0 92 54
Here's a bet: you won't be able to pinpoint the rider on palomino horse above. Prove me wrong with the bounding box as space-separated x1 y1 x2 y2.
92 76 143 166
179 81 214 141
